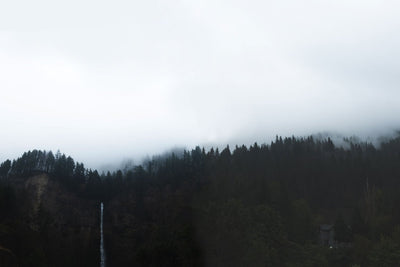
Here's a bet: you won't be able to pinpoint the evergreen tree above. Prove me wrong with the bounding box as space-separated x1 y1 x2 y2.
0 159 11 177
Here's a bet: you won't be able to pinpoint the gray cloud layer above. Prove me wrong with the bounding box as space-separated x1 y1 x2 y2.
1 0 400 167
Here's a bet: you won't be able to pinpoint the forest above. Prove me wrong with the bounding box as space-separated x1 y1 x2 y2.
1 135 400 266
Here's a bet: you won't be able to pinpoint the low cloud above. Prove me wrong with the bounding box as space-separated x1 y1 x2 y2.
0 0 399 168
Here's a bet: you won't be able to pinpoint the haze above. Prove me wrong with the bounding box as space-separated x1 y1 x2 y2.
1 0 400 168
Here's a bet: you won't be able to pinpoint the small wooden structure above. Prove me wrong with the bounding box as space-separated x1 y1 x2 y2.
320 224 335 247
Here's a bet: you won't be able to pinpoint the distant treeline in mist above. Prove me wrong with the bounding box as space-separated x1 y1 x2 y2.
1 135 400 266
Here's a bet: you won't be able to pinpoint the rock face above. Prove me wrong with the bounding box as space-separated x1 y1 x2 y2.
1 173 100 267
24 174 49 230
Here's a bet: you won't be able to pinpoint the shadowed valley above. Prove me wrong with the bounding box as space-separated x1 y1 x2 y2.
1 135 400 266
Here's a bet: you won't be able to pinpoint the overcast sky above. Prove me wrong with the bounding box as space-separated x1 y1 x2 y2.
1 0 400 168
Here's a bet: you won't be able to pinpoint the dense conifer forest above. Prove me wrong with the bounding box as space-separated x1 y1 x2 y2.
1 135 400 266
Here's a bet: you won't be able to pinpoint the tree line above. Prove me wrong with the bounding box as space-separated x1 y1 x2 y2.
1 135 400 266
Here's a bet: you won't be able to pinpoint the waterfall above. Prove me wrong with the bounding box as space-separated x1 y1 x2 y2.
100 202 106 267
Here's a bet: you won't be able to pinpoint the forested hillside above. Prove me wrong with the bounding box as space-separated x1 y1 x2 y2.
1 135 400 266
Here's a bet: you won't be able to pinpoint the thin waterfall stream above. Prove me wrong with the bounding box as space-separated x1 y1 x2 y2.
100 202 105 267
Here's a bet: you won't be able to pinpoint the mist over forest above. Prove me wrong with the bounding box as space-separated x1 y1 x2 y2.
1 133 400 266
2 1 400 169
2 0 400 266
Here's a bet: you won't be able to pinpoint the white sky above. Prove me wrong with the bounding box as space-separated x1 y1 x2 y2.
1 0 400 168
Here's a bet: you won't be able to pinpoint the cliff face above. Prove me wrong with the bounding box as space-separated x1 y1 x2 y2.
0 173 100 267
24 174 48 230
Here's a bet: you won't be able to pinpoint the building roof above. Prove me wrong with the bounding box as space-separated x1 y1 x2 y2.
320 224 333 231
